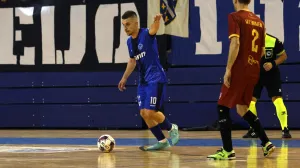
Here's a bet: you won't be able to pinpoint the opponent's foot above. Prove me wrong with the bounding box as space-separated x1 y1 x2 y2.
168 124 179 145
139 140 170 151
262 141 275 157
282 127 292 138
207 148 236 160
242 128 258 138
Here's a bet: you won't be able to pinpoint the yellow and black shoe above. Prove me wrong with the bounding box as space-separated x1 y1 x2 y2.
262 142 275 157
207 148 236 160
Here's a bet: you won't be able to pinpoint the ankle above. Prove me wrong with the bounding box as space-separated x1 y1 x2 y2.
170 124 175 130
159 139 167 143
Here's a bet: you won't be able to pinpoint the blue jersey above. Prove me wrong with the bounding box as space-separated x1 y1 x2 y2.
127 28 167 84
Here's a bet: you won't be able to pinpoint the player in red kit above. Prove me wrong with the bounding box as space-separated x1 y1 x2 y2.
207 0 275 160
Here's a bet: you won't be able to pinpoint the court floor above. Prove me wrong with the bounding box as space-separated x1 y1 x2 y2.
0 130 298 168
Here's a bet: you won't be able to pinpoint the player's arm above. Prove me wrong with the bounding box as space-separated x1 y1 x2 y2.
261 28 266 58
149 14 162 35
226 36 240 71
261 48 265 58
226 14 240 71
274 39 287 66
121 58 136 80
119 58 136 91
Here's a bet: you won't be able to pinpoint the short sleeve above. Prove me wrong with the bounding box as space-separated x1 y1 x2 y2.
228 14 240 39
127 38 134 58
146 28 155 38
274 38 285 56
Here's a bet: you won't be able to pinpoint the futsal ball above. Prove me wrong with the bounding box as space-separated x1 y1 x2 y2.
97 134 115 153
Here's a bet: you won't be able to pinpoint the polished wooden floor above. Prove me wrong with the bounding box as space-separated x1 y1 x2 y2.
0 130 298 168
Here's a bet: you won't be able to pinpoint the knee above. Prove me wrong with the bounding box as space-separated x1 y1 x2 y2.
251 97 257 102
140 109 155 120
217 105 230 120
272 96 281 102
236 104 248 117
217 105 231 128
140 110 149 119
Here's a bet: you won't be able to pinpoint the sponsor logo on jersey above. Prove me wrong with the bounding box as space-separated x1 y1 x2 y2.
248 55 259 65
134 52 146 60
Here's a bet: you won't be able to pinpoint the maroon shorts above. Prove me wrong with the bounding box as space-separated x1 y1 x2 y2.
218 75 258 108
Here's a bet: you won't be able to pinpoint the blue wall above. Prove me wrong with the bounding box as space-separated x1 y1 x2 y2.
0 0 299 129
0 64 299 129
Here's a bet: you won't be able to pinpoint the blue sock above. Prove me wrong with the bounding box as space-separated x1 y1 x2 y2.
150 125 166 141
160 118 172 131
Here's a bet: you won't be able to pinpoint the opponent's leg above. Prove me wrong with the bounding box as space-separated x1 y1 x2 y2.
238 104 275 157
243 97 259 138
139 109 170 151
243 81 276 157
208 84 237 160
272 96 291 138
207 105 235 160
243 79 263 139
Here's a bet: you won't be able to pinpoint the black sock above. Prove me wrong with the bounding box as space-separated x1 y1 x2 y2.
243 110 269 146
217 105 233 152
149 125 165 141
159 118 172 131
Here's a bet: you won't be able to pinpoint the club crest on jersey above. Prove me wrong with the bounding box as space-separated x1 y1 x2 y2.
138 43 143 51
160 0 178 25
134 52 146 60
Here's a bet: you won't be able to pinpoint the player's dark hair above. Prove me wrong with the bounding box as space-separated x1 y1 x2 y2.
238 0 251 5
122 11 137 19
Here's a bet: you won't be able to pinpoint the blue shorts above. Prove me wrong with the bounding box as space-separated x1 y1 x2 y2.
137 83 166 111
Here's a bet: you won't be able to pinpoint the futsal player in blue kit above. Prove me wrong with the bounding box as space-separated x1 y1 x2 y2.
118 11 179 151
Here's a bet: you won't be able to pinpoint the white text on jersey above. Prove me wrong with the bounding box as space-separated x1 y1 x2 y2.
134 52 146 60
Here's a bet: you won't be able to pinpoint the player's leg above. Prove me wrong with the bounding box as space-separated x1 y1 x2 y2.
239 104 275 157
151 111 179 144
149 83 179 145
272 96 291 138
139 108 171 151
239 82 275 157
267 71 291 138
137 85 169 151
207 84 236 160
243 81 263 138
138 83 172 151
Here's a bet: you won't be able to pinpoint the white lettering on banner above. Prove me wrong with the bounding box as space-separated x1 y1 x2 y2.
195 0 222 55
0 8 15 64
261 0 284 41
64 5 86 64
16 7 35 65
96 4 118 63
115 3 139 63
0 1 296 65
41 6 55 64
